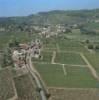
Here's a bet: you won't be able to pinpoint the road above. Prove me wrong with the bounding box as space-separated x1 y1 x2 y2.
26 55 48 100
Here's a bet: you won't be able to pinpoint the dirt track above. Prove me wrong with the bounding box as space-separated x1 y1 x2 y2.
51 51 56 64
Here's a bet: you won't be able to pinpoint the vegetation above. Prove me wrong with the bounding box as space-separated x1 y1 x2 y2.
87 44 94 49
0 8 99 100
49 88 99 100
1 48 13 68
85 53 99 74
0 68 16 100
55 52 86 65
1 9 99 25
32 51 53 63
34 63 98 88
14 74 40 100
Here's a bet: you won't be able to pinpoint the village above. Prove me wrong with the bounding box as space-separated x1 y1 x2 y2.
12 39 42 69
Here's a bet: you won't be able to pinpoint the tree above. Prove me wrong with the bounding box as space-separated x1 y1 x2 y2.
2 48 14 68
8 38 20 48
80 28 96 35
88 44 94 49
95 45 99 50
85 40 90 44
65 28 72 33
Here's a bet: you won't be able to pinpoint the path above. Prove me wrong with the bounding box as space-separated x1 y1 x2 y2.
33 61 87 67
62 64 67 76
56 44 60 52
80 53 99 81
44 49 80 54
51 51 56 64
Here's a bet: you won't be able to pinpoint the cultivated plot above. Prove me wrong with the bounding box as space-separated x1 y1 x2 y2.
34 63 98 88
84 53 99 74
55 52 86 65
49 88 99 100
0 68 16 100
14 74 39 100
57 40 88 52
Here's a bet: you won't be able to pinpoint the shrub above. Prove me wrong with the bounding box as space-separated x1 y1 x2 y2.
95 45 99 50
88 44 94 49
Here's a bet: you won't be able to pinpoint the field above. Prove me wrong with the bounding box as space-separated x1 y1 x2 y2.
86 22 99 30
14 73 40 100
55 52 86 65
84 53 99 74
33 39 99 89
0 68 16 100
33 39 99 100
34 63 98 88
49 88 99 100
32 51 53 63
0 31 31 49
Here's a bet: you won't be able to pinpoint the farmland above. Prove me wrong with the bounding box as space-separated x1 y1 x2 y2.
84 53 99 74
0 68 16 100
33 38 99 88
34 63 98 88
55 52 86 65
14 73 40 100
33 38 99 99
49 88 99 100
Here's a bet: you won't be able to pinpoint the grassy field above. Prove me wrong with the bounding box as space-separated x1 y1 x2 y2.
0 68 16 100
14 73 40 100
0 31 31 49
33 38 99 88
55 52 86 65
43 38 88 52
84 53 99 74
86 22 99 30
34 63 98 88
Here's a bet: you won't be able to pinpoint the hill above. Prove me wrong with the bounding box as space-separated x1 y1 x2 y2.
0 9 99 25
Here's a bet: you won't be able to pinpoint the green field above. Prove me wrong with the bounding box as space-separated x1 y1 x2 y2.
57 40 86 52
34 63 99 88
43 39 88 52
85 53 99 74
86 22 99 30
55 52 86 65
32 38 99 88
0 31 32 49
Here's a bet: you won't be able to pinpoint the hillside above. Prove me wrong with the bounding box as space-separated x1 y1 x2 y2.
0 9 99 25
